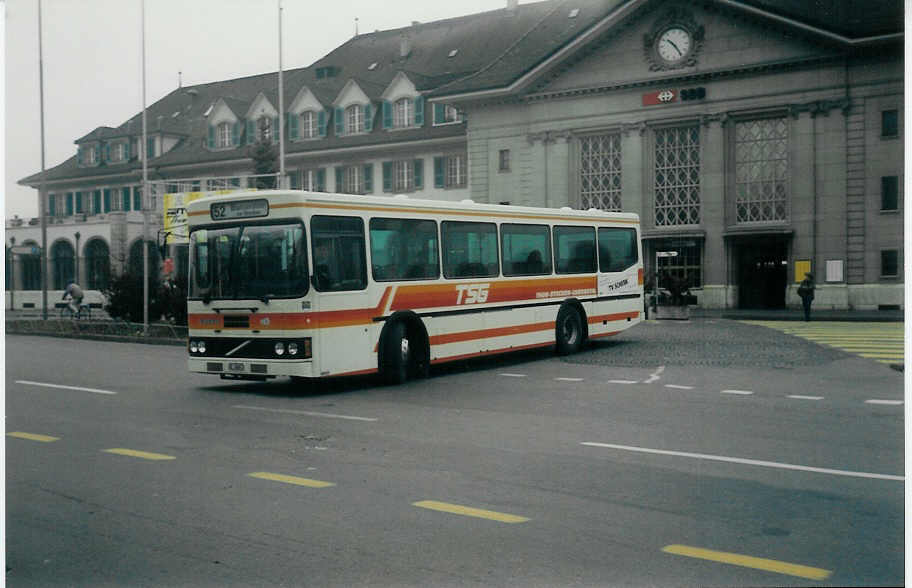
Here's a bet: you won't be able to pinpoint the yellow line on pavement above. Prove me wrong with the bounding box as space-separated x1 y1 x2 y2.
7 431 59 443
662 544 832 581
413 500 529 523
247 472 334 488
103 448 176 461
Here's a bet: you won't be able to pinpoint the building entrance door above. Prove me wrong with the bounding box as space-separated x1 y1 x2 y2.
736 238 788 309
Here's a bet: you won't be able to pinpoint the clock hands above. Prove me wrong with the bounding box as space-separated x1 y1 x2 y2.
664 38 683 57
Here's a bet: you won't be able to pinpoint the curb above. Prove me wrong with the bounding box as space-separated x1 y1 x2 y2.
6 320 186 347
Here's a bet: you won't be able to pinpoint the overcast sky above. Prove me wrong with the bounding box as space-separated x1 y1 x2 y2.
3 0 516 219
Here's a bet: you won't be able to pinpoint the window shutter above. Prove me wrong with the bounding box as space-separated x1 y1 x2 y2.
147 137 155 158
433 104 445 125
363 164 373 193
104 144 111 163
316 168 326 192
77 147 83 165
124 142 131 160
103 189 111 213
334 107 344 136
122 187 131 211
364 103 373 131
246 120 255 144
93 191 102 214
133 187 142 211
318 110 327 137
382 101 393 129
434 157 445 188
273 116 280 144
413 159 423 189
335 167 344 192
414 96 424 126
48 194 56 217
382 162 393 192
65 193 73 216
289 113 298 140
75 192 83 213
232 121 240 146
208 125 215 149
289 170 300 189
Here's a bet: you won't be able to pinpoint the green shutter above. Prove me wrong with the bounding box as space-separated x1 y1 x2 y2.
364 104 373 130
133 187 142 211
363 164 373 193
433 104 445 125
382 162 392 192
103 189 111 213
413 159 423 189
77 147 83 165
434 157 446 188
335 167 344 192
122 187 131 211
334 107 344 136
289 170 300 189
75 192 83 213
318 110 327 137
382 101 392 129
66 193 74 216
273 116 280 143
316 168 326 191
104 144 110 162
93 191 102 214
232 121 240 146
124 142 131 160
289 113 298 140
247 120 255 144
208 125 215 149
414 96 424 126
147 137 155 158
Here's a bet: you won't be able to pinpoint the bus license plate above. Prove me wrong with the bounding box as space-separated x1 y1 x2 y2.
228 362 245 372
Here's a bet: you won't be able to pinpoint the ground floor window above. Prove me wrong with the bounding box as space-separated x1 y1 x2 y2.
85 239 110 290
651 239 702 290
579 132 622 211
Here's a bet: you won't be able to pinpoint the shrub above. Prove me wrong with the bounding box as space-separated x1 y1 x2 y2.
103 272 166 323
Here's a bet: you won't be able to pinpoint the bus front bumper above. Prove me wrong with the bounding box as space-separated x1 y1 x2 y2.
188 357 314 378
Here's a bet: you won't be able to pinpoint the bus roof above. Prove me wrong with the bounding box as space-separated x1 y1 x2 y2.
186 189 640 225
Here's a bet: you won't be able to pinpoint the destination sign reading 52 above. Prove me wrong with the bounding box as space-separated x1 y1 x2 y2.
210 199 269 220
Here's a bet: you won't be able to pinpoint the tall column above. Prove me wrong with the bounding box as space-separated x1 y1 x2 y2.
701 116 727 309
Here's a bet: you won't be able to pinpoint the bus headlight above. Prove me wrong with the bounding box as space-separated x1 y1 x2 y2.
274 342 285 356
190 341 199 353
288 342 298 356
198 341 206 354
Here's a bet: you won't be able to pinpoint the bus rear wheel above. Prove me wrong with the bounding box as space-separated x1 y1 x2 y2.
382 321 411 385
556 305 584 355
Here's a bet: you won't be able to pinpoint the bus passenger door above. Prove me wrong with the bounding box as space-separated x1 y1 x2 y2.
310 215 372 376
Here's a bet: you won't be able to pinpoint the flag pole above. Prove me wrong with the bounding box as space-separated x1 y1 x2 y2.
38 0 48 320
278 0 285 188
141 0 149 334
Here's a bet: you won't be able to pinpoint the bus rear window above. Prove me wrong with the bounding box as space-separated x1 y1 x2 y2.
598 227 638 272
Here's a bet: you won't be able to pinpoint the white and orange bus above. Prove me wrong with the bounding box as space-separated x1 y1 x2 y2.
186 190 643 384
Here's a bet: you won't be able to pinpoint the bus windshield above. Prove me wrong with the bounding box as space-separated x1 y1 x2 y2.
189 222 308 301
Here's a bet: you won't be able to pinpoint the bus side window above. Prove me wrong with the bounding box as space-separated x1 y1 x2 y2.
500 223 552 276
311 215 367 292
554 226 596 274
370 218 439 281
442 221 499 279
598 227 638 272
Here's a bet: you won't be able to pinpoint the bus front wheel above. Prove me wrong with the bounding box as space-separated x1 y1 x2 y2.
382 321 411 385
556 305 584 355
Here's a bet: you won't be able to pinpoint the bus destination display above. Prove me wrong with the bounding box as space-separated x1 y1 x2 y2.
210 199 269 220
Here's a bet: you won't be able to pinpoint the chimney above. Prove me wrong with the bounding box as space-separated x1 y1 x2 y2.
399 33 411 58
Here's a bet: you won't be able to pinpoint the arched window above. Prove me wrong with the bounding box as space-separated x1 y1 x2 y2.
393 98 413 128
51 240 75 290
85 239 111 290
20 240 41 290
129 239 160 279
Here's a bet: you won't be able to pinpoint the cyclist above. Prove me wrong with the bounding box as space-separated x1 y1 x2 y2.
62 281 85 317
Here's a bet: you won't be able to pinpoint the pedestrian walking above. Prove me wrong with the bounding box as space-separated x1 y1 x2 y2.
797 272 815 321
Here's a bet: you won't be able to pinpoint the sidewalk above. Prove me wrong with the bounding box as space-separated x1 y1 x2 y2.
688 307 904 322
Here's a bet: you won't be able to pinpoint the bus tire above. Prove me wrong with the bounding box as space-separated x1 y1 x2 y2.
382 321 411 385
555 305 584 355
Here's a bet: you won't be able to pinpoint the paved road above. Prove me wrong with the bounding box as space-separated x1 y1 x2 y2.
5 320 904 586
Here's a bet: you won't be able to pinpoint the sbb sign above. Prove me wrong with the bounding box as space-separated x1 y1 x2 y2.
642 87 706 106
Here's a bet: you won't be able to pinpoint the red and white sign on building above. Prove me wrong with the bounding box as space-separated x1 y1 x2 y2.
642 89 678 106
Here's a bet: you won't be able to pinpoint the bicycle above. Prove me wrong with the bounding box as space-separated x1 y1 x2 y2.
59 301 91 320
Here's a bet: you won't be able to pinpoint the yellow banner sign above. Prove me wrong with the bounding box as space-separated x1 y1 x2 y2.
163 190 250 244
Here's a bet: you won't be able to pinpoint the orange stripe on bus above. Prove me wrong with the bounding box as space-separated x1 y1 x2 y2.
390 276 597 311
430 341 553 364
587 311 640 324
430 321 555 346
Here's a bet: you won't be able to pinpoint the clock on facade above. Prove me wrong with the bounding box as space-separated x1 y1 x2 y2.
643 9 704 71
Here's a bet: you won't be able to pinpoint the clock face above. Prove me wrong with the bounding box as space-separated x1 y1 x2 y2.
656 27 692 63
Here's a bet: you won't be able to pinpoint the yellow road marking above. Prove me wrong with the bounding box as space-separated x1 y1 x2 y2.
413 500 529 523
247 472 334 488
662 544 831 581
103 448 176 461
7 431 59 443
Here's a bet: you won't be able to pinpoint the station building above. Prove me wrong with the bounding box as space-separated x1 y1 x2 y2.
12 0 903 311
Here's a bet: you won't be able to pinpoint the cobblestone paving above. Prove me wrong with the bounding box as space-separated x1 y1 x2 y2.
569 319 850 369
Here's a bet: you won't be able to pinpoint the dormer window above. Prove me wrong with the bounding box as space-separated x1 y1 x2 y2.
108 142 128 163
216 122 232 148
300 111 317 139
382 96 424 130
433 104 462 126
346 104 364 135
257 116 273 142
79 145 98 166
393 98 413 129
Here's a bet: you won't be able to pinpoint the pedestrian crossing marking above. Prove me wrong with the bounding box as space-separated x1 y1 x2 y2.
744 321 904 365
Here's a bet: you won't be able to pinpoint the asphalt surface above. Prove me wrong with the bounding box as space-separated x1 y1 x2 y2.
5 319 905 586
